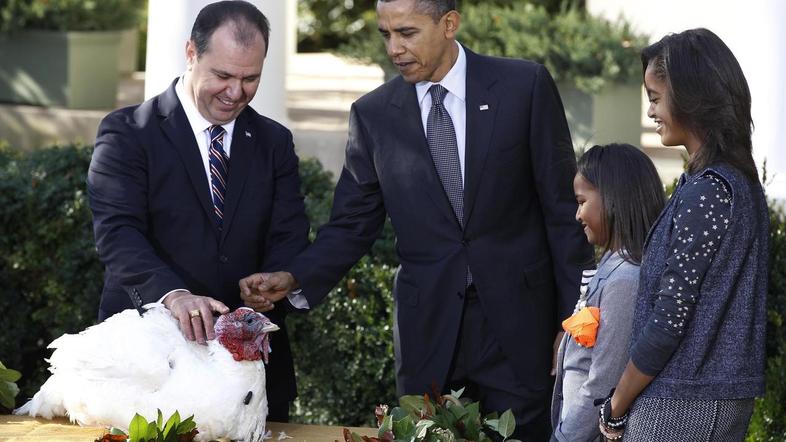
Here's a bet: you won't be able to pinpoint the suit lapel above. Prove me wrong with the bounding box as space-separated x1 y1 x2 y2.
389 79 459 228
158 82 216 225
463 49 498 227
220 111 253 241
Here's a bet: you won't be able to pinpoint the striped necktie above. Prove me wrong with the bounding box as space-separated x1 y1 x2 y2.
208 125 229 228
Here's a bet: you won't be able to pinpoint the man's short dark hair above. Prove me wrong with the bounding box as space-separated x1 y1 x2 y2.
190 0 270 57
377 0 457 22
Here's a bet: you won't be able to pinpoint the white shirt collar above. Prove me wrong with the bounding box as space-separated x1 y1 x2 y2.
175 75 236 137
415 41 466 106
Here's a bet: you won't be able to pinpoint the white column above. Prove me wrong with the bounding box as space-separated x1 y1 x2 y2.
144 0 293 125
747 1 786 201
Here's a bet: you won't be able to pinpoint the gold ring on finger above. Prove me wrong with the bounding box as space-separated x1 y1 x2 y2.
188 309 201 318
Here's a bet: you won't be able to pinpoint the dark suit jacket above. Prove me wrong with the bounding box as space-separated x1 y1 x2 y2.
285 47 593 399
87 79 310 404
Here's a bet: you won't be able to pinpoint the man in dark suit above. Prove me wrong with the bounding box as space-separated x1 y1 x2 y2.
241 0 592 438
87 1 309 421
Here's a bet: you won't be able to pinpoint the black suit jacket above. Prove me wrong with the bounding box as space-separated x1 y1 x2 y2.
285 47 593 399
87 79 310 403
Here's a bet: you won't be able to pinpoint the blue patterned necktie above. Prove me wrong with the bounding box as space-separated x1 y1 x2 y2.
208 125 229 228
426 84 472 286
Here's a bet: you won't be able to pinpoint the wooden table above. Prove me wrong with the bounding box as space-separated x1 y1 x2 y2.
0 415 377 441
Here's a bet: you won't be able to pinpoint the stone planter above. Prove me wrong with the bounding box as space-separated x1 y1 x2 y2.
0 30 121 109
558 82 642 152
117 28 140 75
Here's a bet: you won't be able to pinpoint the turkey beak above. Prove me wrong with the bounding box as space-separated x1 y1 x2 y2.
262 322 279 333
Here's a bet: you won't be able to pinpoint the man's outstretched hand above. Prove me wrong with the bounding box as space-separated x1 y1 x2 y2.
239 271 298 312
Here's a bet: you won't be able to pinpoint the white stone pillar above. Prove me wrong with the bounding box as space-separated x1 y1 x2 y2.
144 0 293 125
746 0 786 201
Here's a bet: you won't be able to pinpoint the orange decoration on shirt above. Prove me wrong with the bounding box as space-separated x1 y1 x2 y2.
562 306 601 347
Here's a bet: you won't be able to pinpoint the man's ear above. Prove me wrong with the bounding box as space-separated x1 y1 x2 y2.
185 40 197 69
444 10 460 38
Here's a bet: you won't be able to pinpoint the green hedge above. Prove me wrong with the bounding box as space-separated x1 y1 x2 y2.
1 144 784 439
0 0 145 33
296 0 580 52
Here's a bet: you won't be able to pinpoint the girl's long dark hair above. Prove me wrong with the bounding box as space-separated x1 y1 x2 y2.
641 28 758 181
578 144 666 264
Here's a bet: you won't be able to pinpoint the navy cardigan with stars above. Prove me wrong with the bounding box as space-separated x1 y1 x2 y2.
630 162 769 400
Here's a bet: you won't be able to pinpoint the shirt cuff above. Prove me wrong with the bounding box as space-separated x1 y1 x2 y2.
158 288 190 305
287 289 310 310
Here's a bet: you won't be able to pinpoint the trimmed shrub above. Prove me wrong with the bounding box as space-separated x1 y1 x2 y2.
747 203 786 441
0 0 145 33
0 144 101 401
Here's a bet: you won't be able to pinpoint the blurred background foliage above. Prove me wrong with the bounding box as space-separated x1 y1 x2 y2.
0 0 144 32
298 0 644 94
297 0 585 52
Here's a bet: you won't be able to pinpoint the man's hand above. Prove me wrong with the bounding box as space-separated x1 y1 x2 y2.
239 273 275 312
163 291 229 345
239 271 298 311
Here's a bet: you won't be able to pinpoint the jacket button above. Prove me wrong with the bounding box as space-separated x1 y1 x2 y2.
457 291 464 299
219 255 228 263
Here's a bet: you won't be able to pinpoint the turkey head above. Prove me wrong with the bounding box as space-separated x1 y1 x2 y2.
215 308 279 363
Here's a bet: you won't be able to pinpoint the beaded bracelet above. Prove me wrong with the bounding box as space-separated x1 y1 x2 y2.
599 395 629 429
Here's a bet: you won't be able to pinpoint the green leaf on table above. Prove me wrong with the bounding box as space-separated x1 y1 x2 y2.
156 409 164 429
399 395 425 416
390 406 410 422
177 415 196 434
497 410 516 439
378 414 393 437
128 413 149 442
0 362 21 382
162 410 181 439
109 427 127 436
415 419 435 439
392 414 415 440
146 421 158 441
449 387 465 399
447 403 467 421
463 414 481 441
485 418 499 434
0 379 20 409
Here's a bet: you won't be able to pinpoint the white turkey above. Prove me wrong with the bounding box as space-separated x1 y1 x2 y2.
15 305 278 442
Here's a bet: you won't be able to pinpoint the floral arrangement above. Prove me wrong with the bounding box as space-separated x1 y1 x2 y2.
343 388 518 442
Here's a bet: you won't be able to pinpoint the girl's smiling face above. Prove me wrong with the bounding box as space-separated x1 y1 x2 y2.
574 173 607 247
644 62 702 155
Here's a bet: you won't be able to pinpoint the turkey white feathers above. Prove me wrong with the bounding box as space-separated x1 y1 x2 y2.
15 305 278 442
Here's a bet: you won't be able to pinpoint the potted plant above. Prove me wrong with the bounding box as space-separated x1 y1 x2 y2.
0 0 145 109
